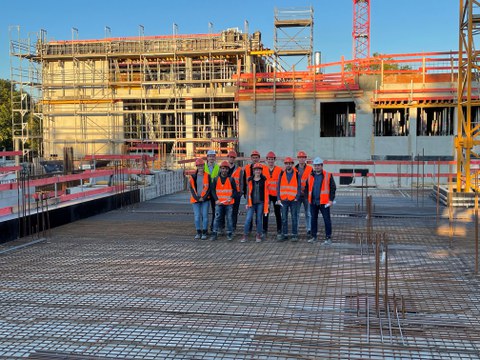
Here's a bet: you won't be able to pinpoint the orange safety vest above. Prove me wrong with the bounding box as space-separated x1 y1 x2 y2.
308 170 331 205
230 166 242 193
278 170 299 201
297 164 313 192
263 165 282 196
215 177 234 205
247 176 269 214
189 172 210 203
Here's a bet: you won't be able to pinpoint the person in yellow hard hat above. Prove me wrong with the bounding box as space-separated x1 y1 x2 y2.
188 158 211 240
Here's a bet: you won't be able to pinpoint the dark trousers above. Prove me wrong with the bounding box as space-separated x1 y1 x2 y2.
232 195 241 232
263 195 282 234
310 203 332 239
209 196 216 231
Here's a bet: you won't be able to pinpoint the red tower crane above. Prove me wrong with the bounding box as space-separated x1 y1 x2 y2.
352 0 371 59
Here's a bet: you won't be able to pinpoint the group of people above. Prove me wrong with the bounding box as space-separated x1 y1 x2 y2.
188 149 336 245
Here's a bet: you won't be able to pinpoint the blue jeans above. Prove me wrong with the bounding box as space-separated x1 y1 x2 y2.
310 203 332 239
213 204 233 234
244 202 264 236
192 201 209 231
281 200 298 236
297 196 311 232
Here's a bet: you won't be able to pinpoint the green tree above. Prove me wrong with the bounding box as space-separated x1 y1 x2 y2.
0 79 14 150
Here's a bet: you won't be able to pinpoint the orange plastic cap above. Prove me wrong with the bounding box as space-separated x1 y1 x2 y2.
266 151 276 159
253 163 263 169
297 150 307 158
220 160 230 168
284 157 294 164
251 150 260 157
227 150 237 158
195 158 205 166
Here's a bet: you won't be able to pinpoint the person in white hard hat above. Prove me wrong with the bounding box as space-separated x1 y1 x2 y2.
307 157 336 245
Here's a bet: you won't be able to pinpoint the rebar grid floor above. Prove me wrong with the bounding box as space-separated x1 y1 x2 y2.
1 190 479 359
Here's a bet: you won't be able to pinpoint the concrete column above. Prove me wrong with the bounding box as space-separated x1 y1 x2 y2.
409 107 417 159
185 98 194 156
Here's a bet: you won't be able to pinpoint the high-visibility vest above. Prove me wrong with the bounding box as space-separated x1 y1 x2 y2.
215 177 234 205
230 166 242 193
204 162 220 181
263 165 282 196
247 176 269 214
308 170 331 205
189 172 210 203
278 170 299 201
296 164 313 192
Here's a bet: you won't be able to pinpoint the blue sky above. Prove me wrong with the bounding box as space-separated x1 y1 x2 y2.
0 0 458 79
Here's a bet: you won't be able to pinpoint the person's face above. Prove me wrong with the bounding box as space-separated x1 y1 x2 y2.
298 157 306 165
197 164 204 172
207 155 215 164
266 157 275 166
229 156 236 165
285 162 293 170
254 168 262 176
314 164 323 172
251 155 260 163
220 166 229 176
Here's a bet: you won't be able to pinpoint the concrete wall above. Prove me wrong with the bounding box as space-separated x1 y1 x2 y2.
141 169 185 200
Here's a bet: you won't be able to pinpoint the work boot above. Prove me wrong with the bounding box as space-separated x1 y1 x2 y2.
194 230 201 240
201 230 208 240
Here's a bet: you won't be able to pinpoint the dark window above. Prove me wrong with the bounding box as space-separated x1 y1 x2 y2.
320 102 356 137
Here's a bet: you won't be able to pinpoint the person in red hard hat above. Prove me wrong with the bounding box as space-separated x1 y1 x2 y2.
242 162 269 243
210 160 238 241
276 157 301 242
227 150 243 233
188 158 211 240
295 150 313 237
262 151 283 239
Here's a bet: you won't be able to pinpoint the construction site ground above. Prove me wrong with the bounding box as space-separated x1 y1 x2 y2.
1 187 479 359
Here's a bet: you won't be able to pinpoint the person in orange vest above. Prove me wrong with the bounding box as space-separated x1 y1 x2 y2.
227 150 243 233
295 150 313 236
263 151 283 239
307 157 337 245
188 158 211 240
242 163 269 243
210 161 238 241
276 157 301 242
242 150 264 232
205 149 220 232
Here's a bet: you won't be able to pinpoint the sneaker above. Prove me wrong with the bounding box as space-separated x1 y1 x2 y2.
227 233 233 241
241 235 248 243
255 234 262 243
210 233 218 241
201 231 208 240
307 237 317 243
194 232 201 240
276 233 283 241
277 234 287 242
322 238 332 245
290 236 298 242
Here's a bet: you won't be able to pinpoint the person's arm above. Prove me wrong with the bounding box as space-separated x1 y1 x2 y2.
211 178 218 201
329 174 336 202
295 172 301 201
188 176 199 201
230 177 238 199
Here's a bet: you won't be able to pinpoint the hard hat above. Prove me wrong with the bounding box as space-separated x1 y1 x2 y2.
220 160 230 168
195 158 205 166
284 157 294 164
227 150 237 158
251 150 260 157
253 163 263 169
206 149 216 156
266 151 276 159
312 157 324 165
297 150 307 158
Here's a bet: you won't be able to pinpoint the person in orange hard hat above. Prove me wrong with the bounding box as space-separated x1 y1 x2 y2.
295 150 313 237
210 160 238 241
276 157 301 242
227 150 243 233
188 158 211 240
262 151 283 239
242 163 269 243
